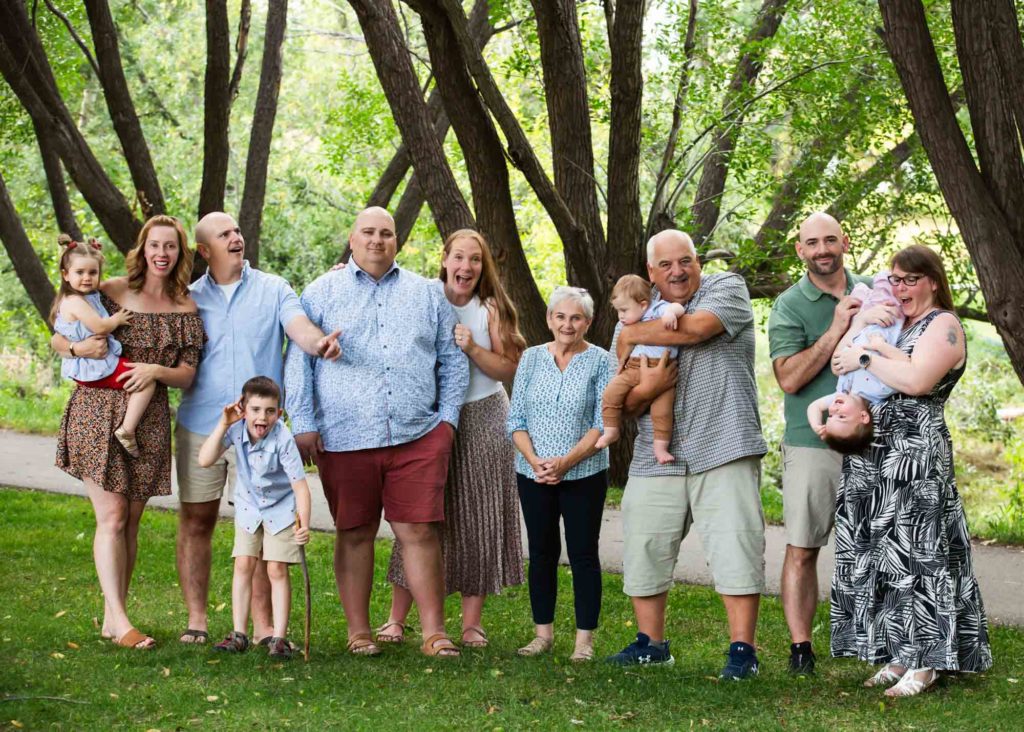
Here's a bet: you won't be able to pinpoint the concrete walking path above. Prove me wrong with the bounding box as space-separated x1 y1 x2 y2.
2 429 1022 626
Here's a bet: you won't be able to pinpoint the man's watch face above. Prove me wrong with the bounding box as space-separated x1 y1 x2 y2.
859 352 871 367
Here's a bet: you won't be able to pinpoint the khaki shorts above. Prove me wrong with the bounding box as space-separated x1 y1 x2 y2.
781 444 842 548
621 456 765 596
175 424 236 504
232 522 301 564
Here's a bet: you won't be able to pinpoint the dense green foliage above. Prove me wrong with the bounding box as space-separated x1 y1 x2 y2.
3 488 1023 730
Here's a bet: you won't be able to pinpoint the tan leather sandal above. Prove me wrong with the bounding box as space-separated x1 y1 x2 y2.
346 632 382 656
421 633 460 657
569 641 594 663
115 628 155 650
374 620 406 644
517 636 553 656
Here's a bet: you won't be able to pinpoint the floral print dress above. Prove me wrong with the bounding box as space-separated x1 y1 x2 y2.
56 294 205 501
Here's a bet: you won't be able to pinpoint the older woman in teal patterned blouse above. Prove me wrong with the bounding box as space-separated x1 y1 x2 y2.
507 286 610 663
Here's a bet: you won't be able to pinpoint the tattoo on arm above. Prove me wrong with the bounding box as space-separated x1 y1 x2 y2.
946 326 958 346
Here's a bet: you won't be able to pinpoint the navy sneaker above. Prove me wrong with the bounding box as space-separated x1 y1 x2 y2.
788 646 816 676
605 632 675 667
720 641 759 680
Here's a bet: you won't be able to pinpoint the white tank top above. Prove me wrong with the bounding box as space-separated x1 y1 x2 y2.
453 295 505 404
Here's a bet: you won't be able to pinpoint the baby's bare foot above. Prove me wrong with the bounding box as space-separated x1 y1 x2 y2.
654 440 675 464
595 428 620 450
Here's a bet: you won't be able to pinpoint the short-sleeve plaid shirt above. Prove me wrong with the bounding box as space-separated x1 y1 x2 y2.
610 272 767 476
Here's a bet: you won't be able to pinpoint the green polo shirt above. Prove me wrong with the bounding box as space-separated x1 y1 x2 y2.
767 269 873 448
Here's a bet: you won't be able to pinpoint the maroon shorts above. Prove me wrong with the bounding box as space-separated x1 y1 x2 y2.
317 422 454 531
75 356 131 390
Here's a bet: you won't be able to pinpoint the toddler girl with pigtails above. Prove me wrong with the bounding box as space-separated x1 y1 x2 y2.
50 235 154 457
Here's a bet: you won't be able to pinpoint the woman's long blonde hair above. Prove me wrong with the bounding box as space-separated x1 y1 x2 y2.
440 229 526 359
126 215 193 302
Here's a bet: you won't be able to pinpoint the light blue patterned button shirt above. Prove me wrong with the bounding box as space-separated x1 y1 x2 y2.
284 260 469 451
507 344 610 481
178 261 306 435
224 420 307 536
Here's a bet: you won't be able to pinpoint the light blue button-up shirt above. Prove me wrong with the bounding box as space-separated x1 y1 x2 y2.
284 260 469 451
178 262 306 435
224 420 306 536
507 344 610 481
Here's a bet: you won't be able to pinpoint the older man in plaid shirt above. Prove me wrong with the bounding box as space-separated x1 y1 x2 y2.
605 229 767 679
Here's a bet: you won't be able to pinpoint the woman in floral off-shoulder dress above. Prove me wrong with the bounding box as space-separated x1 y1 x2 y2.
54 215 205 650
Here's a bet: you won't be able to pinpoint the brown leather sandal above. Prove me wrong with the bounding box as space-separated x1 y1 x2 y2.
347 632 382 656
374 620 407 644
461 626 488 648
421 633 461 657
116 628 155 650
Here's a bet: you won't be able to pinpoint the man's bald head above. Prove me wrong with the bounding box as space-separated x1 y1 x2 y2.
195 211 237 246
352 206 395 234
646 229 696 266
796 211 848 277
797 212 843 244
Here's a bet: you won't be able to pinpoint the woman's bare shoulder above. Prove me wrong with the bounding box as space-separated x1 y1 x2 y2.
101 277 130 297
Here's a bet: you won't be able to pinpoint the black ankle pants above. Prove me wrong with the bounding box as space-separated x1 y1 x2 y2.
516 470 607 630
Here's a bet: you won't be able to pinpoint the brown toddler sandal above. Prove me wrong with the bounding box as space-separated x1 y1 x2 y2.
421 633 461 658
461 626 489 648
347 632 382 656
374 620 407 644
113 427 140 458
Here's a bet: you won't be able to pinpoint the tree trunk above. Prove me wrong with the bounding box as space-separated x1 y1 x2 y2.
238 0 288 269
412 0 549 345
346 0 475 237
606 0 646 283
228 0 253 105
0 171 57 327
879 0 1024 384
83 0 165 217
199 0 232 217
0 2 140 253
33 118 82 241
530 0 609 324
689 0 787 247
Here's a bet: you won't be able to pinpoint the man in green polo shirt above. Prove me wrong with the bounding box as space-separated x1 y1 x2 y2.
767 212 872 675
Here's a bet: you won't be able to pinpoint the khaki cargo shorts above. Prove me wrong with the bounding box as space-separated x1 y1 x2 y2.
232 522 301 565
175 424 236 504
781 444 842 548
621 456 766 596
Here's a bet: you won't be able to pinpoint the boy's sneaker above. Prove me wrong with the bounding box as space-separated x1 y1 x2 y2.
788 645 816 676
605 632 674 667
719 641 759 680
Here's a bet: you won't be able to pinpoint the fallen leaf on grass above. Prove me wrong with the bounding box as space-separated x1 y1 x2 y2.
609 712 636 721
214 603 226 612
162 667 171 678
66 642 79 650
54 610 67 618
206 695 219 702
424 668 434 674
110 693 119 699
207 659 220 665
1008 678 1019 684
281 677 295 682
489 669 503 678
487 706 499 715
11 721 24 729
570 719 584 726
51 652 65 660
982 539 996 546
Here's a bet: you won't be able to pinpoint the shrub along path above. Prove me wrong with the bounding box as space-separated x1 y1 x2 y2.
1 428 1022 627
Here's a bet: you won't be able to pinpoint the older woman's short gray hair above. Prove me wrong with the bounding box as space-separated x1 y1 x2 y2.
547 286 594 320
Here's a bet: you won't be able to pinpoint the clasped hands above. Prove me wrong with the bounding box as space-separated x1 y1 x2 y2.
529 455 569 485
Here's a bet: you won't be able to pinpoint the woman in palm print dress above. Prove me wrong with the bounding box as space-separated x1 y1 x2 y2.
828 244 991 697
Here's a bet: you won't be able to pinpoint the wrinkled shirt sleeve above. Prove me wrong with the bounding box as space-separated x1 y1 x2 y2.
434 289 470 428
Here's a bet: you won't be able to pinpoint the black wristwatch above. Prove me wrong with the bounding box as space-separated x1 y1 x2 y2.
68 342 76 358
859 352 871 368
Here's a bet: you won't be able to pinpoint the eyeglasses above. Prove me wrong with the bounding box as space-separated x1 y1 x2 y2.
886 273 925 286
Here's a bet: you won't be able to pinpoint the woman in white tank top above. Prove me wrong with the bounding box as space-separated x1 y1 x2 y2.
381 230 527 648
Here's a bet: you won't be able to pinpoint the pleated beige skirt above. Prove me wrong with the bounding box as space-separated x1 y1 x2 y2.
387 390 525 596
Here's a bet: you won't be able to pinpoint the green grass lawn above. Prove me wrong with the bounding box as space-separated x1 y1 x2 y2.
2 488 1022 731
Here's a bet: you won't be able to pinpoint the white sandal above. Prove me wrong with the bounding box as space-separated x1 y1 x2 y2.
884 668 938 697
863 662 907 688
